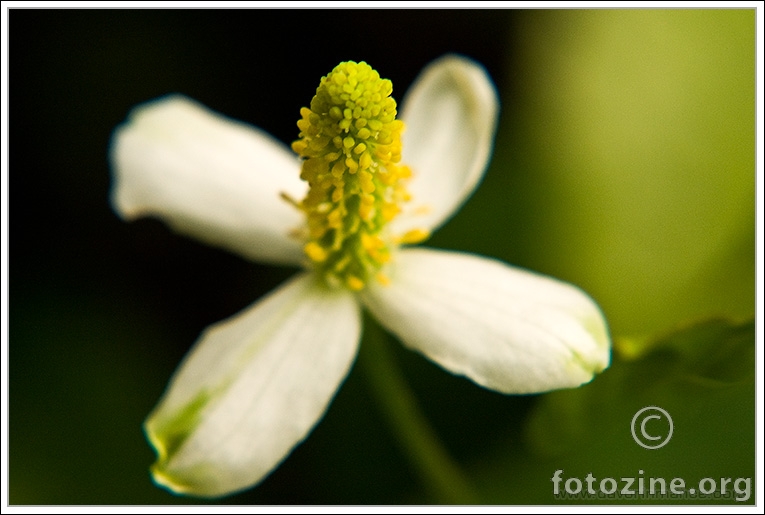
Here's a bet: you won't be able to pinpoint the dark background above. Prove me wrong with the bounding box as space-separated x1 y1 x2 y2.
10 9 755 505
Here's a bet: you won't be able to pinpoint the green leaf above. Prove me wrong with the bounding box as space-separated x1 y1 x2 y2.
616 318 755 388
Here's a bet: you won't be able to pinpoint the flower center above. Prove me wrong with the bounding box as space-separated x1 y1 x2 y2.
291 61 423 291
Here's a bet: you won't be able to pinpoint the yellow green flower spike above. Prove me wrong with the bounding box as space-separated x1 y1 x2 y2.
291 61 424 291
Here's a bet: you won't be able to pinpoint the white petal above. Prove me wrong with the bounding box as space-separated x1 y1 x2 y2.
110 95 308 265
395 55 500 235
361 249 610 394
144 273 360 497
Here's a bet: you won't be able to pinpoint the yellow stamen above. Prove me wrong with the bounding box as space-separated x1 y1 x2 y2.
398 228 431 245
346 276 365 291
375 272 391 286
304 242 328 262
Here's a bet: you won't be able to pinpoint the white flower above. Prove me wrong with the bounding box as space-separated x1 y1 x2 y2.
110 55 611 498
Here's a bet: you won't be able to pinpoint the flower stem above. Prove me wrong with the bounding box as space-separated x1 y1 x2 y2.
358 317 480 504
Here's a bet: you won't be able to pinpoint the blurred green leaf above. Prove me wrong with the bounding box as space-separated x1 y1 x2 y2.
617 317 755 387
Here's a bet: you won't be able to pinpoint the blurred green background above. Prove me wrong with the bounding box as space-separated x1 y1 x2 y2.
10 9 755 505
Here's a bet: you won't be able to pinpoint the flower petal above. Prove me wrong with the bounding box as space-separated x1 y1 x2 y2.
144 273 360 497
110 95 308 265
395 55 500 235
361 249 610 394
